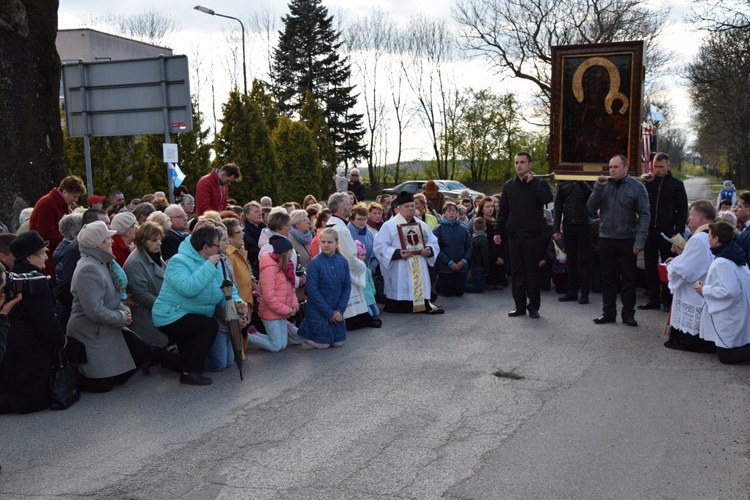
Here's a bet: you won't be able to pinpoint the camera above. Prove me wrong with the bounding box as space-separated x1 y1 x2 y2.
3 271 48 300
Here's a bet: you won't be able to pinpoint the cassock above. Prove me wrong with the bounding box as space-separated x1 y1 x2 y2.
327 216 368 319
665 227 715 351
373 213 439 313
699 257 750 349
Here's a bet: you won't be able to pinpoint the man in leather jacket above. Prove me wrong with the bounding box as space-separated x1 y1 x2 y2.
553 180 593 304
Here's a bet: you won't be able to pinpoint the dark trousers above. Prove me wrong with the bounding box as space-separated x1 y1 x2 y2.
158 314 218 374
509 236 541 312
465 269 486 293
438 271 467 296
563 224 593 295
76 329 150 393
599 237 637 320
644 228 675 304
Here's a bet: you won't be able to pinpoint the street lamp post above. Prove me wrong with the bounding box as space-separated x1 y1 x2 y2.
194 5 247 97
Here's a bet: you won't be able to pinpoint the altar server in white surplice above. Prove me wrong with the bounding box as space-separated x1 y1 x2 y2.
326 192 382 330
696 220 750 365
664 200 716 353
373 191 443 314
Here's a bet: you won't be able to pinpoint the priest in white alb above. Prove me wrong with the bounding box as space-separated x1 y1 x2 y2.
373 191 443 314
664 200 716 353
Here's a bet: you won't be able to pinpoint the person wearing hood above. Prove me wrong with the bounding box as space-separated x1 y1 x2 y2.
695 220 750 364
422 180 446 215
716 180 737 208
433 202 472 297
334 166 349 193
0 231 66 413
67 222 151 393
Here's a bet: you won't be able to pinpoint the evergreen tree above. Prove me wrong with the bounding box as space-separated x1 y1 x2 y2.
175 100 212 195
299 91 337 197
273 116 322 203
250 79 280 132
214 89 279 203
273 0 366 167
64 135 153 201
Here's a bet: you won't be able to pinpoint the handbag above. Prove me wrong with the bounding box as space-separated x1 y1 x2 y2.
49 348 80 410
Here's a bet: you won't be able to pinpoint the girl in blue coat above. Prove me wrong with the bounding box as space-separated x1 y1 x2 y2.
298 228 351 349
434 202 473 296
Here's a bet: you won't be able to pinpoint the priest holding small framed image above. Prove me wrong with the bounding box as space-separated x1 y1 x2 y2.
397 222 426 257
374 191 443 314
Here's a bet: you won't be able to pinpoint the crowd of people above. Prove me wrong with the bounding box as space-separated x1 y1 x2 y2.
1 154 749 414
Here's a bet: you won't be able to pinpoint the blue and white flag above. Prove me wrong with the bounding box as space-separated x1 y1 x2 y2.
650 104 666 122
168 163 186 187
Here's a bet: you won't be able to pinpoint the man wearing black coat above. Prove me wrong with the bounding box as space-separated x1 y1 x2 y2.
639 153 688 311
498 152 554 319
347 169 367 202
553 180 594 304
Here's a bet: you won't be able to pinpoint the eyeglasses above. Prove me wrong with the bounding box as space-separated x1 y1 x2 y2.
207 243 220 248
170 214 188 220
350 174 359 177
233 231 243 236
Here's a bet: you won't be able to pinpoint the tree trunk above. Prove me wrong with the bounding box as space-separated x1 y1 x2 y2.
0 0 64 230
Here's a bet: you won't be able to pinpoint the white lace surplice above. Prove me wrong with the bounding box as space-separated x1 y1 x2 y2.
667 231 712 335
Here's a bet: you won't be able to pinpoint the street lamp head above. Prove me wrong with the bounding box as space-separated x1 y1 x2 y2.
194 5 215 15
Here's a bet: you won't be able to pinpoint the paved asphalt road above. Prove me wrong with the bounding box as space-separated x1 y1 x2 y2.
3 176 748 500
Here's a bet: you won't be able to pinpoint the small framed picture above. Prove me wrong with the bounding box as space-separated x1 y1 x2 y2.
397 222 425 255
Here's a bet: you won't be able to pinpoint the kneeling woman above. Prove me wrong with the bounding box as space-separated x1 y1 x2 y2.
153 222 241 385
67 222 151 393
298 228 351 349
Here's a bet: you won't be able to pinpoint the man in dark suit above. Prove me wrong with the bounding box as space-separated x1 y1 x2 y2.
638 153 688 311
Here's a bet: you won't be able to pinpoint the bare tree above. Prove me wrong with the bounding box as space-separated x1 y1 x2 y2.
454 0 672 110
83 9 178 46
690 0 750 32
247 7 280 80
401 15 460 180
345 9 393 187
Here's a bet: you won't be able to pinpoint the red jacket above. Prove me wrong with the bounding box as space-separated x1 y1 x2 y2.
258 253 299 321
29 188 71 279
195 169 228 216
111 235 132 267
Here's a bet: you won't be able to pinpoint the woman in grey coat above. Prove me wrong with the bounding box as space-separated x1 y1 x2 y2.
123 222 181 372
67 221 151 393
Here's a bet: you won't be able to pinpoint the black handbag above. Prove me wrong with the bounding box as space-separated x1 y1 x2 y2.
49 348 80 410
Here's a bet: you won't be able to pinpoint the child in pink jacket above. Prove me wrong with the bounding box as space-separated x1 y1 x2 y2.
248 235 300 352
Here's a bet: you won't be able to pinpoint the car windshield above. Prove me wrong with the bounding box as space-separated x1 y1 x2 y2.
442 181 467 190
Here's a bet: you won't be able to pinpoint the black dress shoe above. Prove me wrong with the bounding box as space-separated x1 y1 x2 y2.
558 293 578 302
528 310 540 319
180 373 212 385
369 317 383 328
637 301 660 310
593 315 616 324
578 294 589 304
508 308 526 317
622 317 638 327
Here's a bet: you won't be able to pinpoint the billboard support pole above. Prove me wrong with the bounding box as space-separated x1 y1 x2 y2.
159 55 176 204
78 59 94 197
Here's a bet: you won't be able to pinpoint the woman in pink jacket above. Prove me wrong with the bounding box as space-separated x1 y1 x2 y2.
248 235 300 352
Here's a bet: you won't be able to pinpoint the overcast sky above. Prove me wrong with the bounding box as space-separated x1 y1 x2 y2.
58 0 704 161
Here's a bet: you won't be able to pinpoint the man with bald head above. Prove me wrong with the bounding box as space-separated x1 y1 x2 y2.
587 155 650 327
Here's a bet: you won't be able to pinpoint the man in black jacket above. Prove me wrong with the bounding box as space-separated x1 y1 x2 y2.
498 152 554 318
639 153 688 311
347 169 367 202
553 180 594 304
